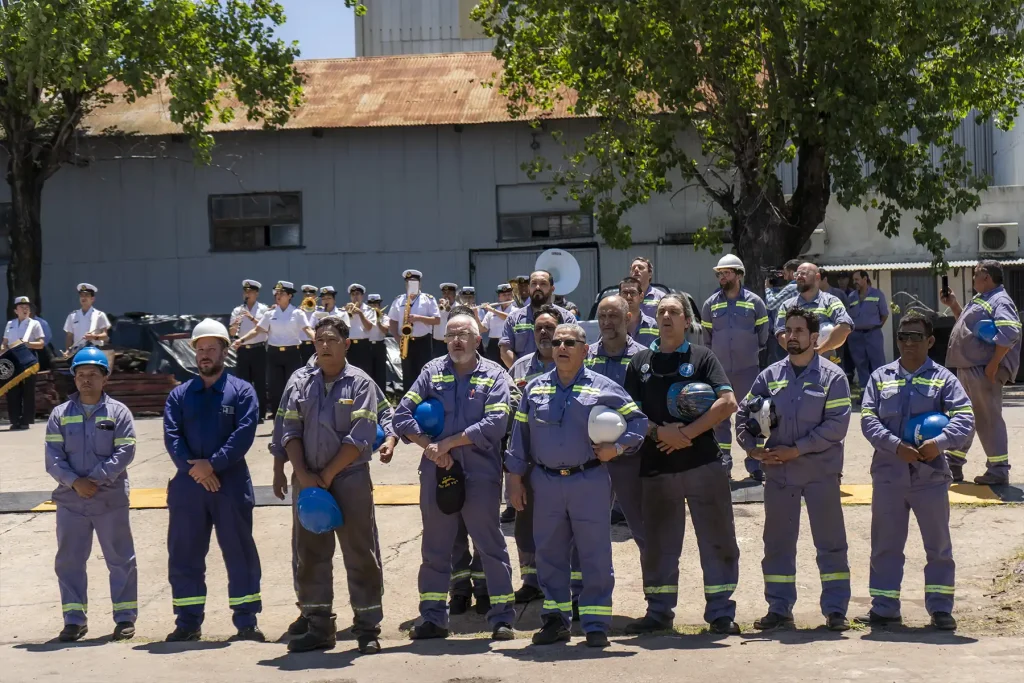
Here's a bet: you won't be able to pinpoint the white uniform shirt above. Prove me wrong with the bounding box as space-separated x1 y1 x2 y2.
312 306 346 323
3 317 44 346
388 293 440 339
230 301 269 345
368 311 390 342
346 303 378 340
483 302 515 338
257 304 310 347
63 308 111 347
432 307 454 341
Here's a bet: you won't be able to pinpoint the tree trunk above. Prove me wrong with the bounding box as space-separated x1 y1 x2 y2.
732 197 790 298
5 140 45 319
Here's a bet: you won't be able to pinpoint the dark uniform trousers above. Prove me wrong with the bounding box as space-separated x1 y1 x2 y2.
369 341 388 391
485 338 502 365
299 340 316 364
295 464 384 639
401 336 433 394
234 343 268 419
267 345 303 418
450 521 487 600
6 373 37 426
347 339 374 382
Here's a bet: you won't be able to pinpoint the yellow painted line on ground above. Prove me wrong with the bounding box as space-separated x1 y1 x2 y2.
372 484 420 505
838 483 1005 506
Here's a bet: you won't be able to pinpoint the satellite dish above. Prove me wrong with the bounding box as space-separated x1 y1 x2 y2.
535 249 581 296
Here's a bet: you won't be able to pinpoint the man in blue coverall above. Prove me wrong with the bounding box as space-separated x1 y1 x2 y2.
163 319 262 642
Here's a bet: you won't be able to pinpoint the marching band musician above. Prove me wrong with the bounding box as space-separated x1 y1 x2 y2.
230 280 269 423
366 293 390 391
63 283 111 355
388 270 440 393
433 283 458 358
299 285 319 363
514 276 530 305
3 296 46 431
481 284 517 364
345 284 378 380
311 287 344 322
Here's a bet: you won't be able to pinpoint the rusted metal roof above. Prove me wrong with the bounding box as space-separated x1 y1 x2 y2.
83 53 582 136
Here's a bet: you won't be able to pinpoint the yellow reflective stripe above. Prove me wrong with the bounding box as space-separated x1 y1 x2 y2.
172 596 207 607
450 570 471 580
353 604 382 612
514 410 528 423
995 319 1022 328
513 323 535 332
573 385 602 395
948 450 967 457
912 376 946 387
45 434 64 443
485 403 510 414
542 600 572 612
112 601 138 611
764 575 796 583
578 605 613 615
405 391 423 405
710 302 728 311
430 374 455 383
276 408 286 418
701 320 713 329
767 380 789 390
620 358 631 365
971 297 993 314
864 297 880 302
470 376 496 387
947 407 973 416
62 603 87 612
228 593 261 606
113 437 136 446
860 408 876 417
490 593 515 604
868 588 900 598
520 567 537 576
820 572 850 582
570 571 583 581
351 409 377 422
825 398 852 409
470 571 486 579
283 410 300 420
755 316 769 326
986 454 1009 463
617 401 640 415
924 585 955 595
704 584 736 594
639 327 658 335
735 301 755 309
583 358 598 367
60 415 83 425
875 380 905 389
643 586 678 594
826 302 845 313
717 443 732 451
376 398 391 412
530 385 556 395
419 593 447 602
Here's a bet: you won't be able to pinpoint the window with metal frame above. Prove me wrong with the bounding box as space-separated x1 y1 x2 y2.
498 212 593 242
208 192 303 252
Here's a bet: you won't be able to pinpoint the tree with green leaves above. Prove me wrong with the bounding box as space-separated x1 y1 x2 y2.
473 0 1024 288
0 0 364 316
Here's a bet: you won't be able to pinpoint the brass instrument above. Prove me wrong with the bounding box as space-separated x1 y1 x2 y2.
438 297 452 312
400 282 415 359
345 302 359 316
508 277 524 307
300 296 317 314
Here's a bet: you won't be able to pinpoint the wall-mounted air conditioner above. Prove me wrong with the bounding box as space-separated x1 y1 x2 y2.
978 223 1019 255
800 227 827 257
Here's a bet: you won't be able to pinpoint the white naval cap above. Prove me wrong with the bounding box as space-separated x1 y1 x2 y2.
301 284 318 293
402 269 423 279
460 286 475 295
14 296 30 305
348 283 366 294
496 283 513 293
242 279 262 290
77 283 98 294
366 293 382 302
319 286 337 296
273 280 296 293
440 282 457 291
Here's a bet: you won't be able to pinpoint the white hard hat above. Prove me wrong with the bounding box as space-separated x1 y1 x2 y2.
713 254 745 273
190 318 231 349
817 322 835 345
588 405 627 444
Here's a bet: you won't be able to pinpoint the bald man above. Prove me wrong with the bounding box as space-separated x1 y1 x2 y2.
774 264 854 367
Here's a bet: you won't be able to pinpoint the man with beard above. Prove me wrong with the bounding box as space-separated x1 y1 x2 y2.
736 308 853 632
163 319 262 642
775 263 853 367
630 257 668 319
701 255 771 480
229 280 269 423
499 270 577 368
619 277 659 349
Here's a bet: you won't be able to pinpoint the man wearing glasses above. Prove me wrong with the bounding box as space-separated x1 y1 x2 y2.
858 311 975 631
394 311 517 642
941 260 1021 485
775 263 853 367
506 323 648 648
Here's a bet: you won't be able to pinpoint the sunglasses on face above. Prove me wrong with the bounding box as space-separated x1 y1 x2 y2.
897 332 927 342
551 339 581 348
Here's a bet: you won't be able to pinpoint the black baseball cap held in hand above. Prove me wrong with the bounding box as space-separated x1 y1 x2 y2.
435 460 466 515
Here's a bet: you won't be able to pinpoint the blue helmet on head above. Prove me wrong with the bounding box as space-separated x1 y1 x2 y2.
71 347 109 375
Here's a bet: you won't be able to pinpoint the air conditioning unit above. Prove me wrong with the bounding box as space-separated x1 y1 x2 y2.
978 223 1019 255
799 227 827 257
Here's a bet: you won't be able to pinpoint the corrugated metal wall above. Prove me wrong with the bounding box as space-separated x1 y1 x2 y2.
356 0 495 57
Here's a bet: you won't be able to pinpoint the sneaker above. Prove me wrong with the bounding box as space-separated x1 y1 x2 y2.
974 472 1009 486
827 613 850 632
571 599 580 622
499 506 516 523
514 584 543 604
410 622 449 640
58 624 88 642
708 616 741 635
853 611 902 627
287 614 309 636
475 594 491 615
624 615 673 635
165 627 201 642
930 612 957 631
949 465 964 483
232 626 266 642
357 636 382 654
287 631 336 653
111 622 135 641
492 623 515 641
585 631 610 648
532 617 570 645
449 595 470 615
754 612 794 631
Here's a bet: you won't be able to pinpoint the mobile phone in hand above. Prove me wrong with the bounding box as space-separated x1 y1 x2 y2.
941 275 950 297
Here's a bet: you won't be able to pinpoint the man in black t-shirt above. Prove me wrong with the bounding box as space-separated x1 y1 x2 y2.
622 294 742 636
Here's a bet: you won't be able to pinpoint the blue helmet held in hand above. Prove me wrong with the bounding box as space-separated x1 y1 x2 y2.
414 398 445 438
373 424 386 452
973 319 998 344
902 412 949 447
297 487 343 534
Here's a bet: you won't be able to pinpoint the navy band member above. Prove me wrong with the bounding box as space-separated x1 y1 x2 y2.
63 283 111 353
366 293 390 391
433 283 458 358
737 308 853 632
389 269 441 393
622 294 742 636
296 285 319 363
230 279 269 422
630 257 667 319
498 270 577 368
481 284 517 364
344 283 378 379
3 296 45 430
619 277 659 349
859 311 975 630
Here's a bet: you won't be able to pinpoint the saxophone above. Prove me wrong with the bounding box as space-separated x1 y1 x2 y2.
400 289 414 359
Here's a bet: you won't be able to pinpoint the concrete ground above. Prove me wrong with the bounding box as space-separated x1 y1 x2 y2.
2 405 1023 682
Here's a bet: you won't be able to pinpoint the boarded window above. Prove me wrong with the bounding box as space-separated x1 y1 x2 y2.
209 192 302 251
498 213 593 242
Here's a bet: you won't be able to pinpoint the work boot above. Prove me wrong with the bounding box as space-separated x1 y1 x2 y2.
357 636 382 654
500 506 516 523
827 613 850 632
492 623 514 641
475 594 491 615
514 584 543 604
232 626 266 642
585 631 610 648
165 627 201 642
853 611 902 627
58 624 88 642
708 617 741 635
949 465 964 483
750 470 765 484
111 622 135 641
410 622 449 640
571 599 580 622
624 615 673 635
288 631 336 653
531 617 571 645
448 595 470 616
930 612 957 631
974 472 1009 486
287 614 309 636
754 612 794 631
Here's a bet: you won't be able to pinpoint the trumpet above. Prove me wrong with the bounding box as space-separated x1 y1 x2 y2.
300 296 317 314
508 277 524 307
345 302 359 316
438 297 452 312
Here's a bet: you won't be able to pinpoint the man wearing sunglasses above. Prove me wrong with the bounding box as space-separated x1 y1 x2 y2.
858 311 975 631
941 260 1021 485
506 323 648 648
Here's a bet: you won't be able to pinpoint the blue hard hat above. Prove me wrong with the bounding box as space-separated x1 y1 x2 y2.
667 382 717 423
414 398 445 438
373 424 386 452
973 319 998 344
70 347 109 375
296 487 343 534
903 412 950 446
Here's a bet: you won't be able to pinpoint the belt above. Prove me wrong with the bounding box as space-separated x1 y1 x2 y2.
238 342 266 349
536 460 602 477
302 340 313 345
271 345 301 351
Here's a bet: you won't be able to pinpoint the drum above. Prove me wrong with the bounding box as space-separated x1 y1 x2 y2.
0 344 40 398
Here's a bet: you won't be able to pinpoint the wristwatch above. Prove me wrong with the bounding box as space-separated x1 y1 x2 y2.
614 443 625 456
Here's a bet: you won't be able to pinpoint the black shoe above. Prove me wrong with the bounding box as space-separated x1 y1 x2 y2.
974 472 1010 486
10 424 29 431
288 631 336 652
949 465 964 483
585 631 610 648
754 612 794 631
571 599 580 622
232 626 266 642
930 612 957 631
624 615 672 635
287 614 309 636
609 508 627 526
853 611 902 627
749 470 765 484
111 622 135 641
449 595 470 616
492 623 515 641
410 622 449 640
258 418 266 425
165 627 201 642
827 613 850 632
514 584 543 604
357 636 382 654
58 624 88 642
709 616 741 635
475 594 491 615
500 506 516 523
532 617 571 645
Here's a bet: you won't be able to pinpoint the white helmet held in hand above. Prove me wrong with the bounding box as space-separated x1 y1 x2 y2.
190 318 231 349
713 254 745 273
588 405 627 444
